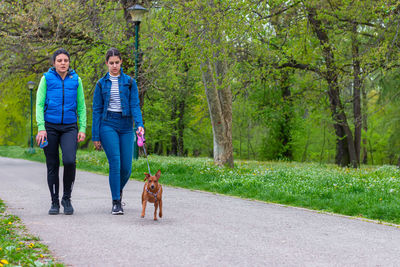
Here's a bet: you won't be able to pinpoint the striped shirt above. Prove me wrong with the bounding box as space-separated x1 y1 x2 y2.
108 74 122 112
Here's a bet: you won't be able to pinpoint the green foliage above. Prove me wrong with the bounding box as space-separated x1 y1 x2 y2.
142 2 219 156
1 0 400 164
0 199 64 266
0 74 40 146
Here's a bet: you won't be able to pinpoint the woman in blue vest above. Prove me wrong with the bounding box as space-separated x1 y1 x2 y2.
36 48 87 215
92 47 144 215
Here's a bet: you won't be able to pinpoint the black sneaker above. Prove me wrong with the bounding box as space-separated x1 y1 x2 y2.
120 190 125 209
111 200 124 215
48 201 60 215
61 198 74 215
120 202 124 213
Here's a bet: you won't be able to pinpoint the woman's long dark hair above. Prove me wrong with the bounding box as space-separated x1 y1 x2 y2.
105 47 122 62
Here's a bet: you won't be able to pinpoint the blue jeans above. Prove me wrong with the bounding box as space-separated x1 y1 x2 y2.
100 111 134 200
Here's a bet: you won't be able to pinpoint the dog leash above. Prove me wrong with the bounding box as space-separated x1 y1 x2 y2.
138 134 160 202
137 132 151 175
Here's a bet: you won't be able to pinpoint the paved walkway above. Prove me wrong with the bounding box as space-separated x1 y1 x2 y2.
1 157 400 266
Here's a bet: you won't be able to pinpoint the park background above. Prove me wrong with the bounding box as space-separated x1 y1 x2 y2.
1 0 400 168
2 3 400 264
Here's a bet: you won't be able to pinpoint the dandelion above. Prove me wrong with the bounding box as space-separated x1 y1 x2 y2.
7 222 12 225
379 198 383 201
28 243 34 248
16 248 20 251
0 260 8 265
39 254 44 258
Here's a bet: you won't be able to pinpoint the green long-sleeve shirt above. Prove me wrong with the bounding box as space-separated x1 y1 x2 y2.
36 76 87 133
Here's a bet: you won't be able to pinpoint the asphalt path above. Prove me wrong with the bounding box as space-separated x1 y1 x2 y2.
1 157 400 266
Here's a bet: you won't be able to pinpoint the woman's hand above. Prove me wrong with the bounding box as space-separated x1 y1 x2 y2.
36 130 47 146
136 127 144 136
77 132 86 143
93 141 102 150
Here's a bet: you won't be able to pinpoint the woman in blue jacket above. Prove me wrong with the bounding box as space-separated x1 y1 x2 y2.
92 47 144 215
36 48 87 215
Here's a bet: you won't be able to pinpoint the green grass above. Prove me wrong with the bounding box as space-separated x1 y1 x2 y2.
0 199 63 267
1 146 400 225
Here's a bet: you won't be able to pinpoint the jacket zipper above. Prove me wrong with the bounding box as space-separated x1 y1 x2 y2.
61 79 65 124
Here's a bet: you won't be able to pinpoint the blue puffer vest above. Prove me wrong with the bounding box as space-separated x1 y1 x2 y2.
43 68 79 124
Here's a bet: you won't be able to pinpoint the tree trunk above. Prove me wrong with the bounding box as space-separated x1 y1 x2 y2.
120 0 136 58
280 70 293 160
334 123 350 166
201 57 233 167
352 23 362 165
307 7 358 168
328 72 357 168
154 141 163 155
362 85 368 164
320 121 326 164
269 9 293 160
169 98 185 156
170 97 178 156
121 0 147 109
176 64 190 157
368 140 374 165
177 100 185 156
302 126 311 162
247 119 251 159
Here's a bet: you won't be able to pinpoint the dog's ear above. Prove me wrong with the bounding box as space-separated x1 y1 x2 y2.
155 169 161 180
144 173 150 181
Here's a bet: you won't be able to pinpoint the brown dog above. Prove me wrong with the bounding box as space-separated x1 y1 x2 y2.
141 170 163 220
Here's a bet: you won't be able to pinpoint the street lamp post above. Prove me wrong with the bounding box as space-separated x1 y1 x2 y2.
27 81 35 153
128 4 148 160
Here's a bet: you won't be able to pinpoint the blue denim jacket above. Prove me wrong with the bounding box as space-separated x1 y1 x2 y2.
92 69 143 141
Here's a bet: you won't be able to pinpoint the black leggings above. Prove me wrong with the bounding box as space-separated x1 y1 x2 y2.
44 122 78 202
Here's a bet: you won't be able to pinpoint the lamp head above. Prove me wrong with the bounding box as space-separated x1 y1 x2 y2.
27 81 35 91
127 4 148 23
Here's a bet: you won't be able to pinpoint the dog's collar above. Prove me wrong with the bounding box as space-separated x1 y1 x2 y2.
146 186 161 202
